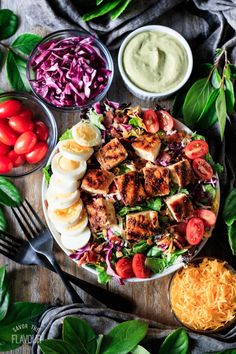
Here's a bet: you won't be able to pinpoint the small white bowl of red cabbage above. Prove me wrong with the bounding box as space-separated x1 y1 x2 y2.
27 29 114 111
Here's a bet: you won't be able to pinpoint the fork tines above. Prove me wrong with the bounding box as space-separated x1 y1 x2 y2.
11 199 46 239
0 230 22 256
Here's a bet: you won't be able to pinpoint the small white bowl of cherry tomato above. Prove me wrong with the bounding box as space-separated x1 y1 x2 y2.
0 92 57 177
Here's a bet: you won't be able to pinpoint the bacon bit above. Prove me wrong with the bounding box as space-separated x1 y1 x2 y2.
116 251 123 258
103 110 114 128
147 238 153 246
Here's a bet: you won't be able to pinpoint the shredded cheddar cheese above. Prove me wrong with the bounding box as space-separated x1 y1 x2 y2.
170 258 236 331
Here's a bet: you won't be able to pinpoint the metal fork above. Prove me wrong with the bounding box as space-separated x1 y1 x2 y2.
11 199 83 303
0 230 132 311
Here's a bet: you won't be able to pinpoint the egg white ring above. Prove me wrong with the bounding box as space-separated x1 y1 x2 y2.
58 140 94 161
60 227 91 251
49 174 80 193
52 153 87 180
48 199 84 226
46 187 81 210
55 213 88 236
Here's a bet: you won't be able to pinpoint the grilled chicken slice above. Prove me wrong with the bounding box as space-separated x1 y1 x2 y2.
143 164 170 196
126 211 159 241
165 193 193 222
132 134 161 162
81 169 114 195
86 197 117 231
114 171 146 206
96 138 128 170
168 159 194 187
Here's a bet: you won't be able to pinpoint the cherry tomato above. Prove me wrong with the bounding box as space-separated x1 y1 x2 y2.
156 110 174 131
0 155 13 173
0 100 22 119
0 141 10 155
195 209 216 228
7 150 26 168
132 253 151 278
115 258 135 279
192 158 213 180
25 142 48 164
186 217 205 245
0 124 18 146
14 131 37 155
34 121 49 141
143 109 159 133
9 110 34 133
185 140 209 159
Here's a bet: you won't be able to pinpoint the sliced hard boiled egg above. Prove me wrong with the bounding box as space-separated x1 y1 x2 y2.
46 187 80 210
58 139 93 161
60 227 91 251
72 121 101 147
48 199 83 226
49 174 80 193
55 209 88 236
52 153 87 180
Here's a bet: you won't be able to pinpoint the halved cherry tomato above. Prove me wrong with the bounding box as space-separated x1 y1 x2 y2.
0 100 22 119
25 142 48 164
195 209 216 228
0 141 10 155
132 253 151 278
9 110 34 133
186 217 205 245
7 150 26 168
185 140 209 159
192 158 213 180
0 155 13 173
34 121 49 141
156 110 174 131
143 109 159 133
0 124 18 146
14 131 37 155
115 258 135 279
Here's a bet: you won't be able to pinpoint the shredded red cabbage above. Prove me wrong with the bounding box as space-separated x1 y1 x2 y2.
105 243 124 285
29 36 112 107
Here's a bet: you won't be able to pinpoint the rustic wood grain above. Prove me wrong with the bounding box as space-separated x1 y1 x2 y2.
0 1 178 353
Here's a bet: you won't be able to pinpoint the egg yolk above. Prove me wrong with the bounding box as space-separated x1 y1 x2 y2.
77 123 96 141
59 156 79 171
63 140 91 152
54 200 81 218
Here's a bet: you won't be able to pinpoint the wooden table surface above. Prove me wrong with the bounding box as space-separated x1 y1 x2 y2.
1 2 179 353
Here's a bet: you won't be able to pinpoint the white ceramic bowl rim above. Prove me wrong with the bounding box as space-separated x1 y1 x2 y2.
41 114 220 283
118 25 193 98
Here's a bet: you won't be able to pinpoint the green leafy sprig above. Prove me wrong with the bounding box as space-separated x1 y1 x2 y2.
0 9 42 91
180 48 235 140
82 0 133 22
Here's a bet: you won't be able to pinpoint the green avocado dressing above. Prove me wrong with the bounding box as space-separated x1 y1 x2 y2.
123 31 189 93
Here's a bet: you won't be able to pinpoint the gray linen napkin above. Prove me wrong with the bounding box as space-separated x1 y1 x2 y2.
31 304 236 354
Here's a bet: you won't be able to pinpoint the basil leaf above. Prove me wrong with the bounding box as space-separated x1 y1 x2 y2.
215 88 227 141
223 188 236 226
0 177 22 206
146 197 162 211
183 78 213 126
132 240 151 254
224 64 232 80
145 257 167 273
147 246 162 257
228 222 236 256
111 0 133 20
96 265 111 284
82 0 121 22
63 317 97 354
39 339 78 354
0 266 10 322
197 89 219 129
159 328 189 354
225 78 235 115
100 320 148 354
59 129 73 141
0 302 47 346
0 9 18 40
131 345 151 354
0 207 7 231
11 33 42 56
6 51 30 91
211 69 221 89
204 153 224 174
43 165 52 186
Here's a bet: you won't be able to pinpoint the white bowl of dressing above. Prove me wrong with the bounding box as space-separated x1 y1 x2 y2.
118 25 193 101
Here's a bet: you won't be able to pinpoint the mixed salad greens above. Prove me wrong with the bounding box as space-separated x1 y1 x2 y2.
61 100 222 284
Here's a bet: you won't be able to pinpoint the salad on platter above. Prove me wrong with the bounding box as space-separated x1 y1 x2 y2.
43 100 220 284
